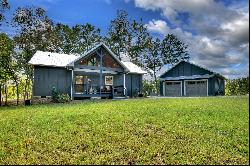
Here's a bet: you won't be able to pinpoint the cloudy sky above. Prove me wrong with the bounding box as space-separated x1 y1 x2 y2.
1 0 249 78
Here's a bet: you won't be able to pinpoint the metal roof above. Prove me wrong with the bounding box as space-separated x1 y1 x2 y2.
160 74 214 81
121 61 147 74
28 51 79 67
159 60 225 79
28 44 147 75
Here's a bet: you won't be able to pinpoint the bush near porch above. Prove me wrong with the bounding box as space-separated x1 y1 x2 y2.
0 96 248 165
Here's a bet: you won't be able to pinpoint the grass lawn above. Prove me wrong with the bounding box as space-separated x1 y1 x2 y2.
0 96 249 165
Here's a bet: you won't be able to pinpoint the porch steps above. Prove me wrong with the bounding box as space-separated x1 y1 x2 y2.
113 96 128 100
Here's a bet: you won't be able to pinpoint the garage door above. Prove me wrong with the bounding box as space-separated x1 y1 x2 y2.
185 80 207 96
165 81 182 96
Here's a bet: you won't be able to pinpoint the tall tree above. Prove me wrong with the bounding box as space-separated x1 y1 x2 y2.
55 23 102 55
12 7 60 100
141 34 190 94
0 33 13 106
142 37 162 92
161 34 189 65
80 23 102 52
106 10 130 60
106 10 149 61
128 18 150 65
0 0 9 22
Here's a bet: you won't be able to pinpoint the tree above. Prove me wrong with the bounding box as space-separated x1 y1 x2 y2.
12 7 60 100
8 58 21 105
80 23 102 52
142 37 162 92
0 0 9 22
0 33 13 106
54 23 81 54
55 23 102 55
161 34 189 65
225 77 249 95
106 10 130 60
106 10 149 61
128 18 150 65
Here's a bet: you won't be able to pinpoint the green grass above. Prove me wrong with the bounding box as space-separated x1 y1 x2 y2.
0 96 249 165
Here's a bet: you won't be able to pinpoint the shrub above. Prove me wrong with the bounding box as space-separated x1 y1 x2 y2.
51 87 70 103
51 87 59 102
57 94 71 103
142 80 160 96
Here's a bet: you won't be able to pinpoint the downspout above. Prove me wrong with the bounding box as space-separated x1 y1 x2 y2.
71 69 74 100
123 73 126 96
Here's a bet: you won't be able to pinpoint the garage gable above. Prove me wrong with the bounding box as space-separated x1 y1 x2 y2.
160 61 223 79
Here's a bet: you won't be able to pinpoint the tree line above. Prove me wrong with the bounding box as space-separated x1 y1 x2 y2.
225 77 249 96
0 1 189 106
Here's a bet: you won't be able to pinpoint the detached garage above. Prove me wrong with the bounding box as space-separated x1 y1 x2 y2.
160 61 225 97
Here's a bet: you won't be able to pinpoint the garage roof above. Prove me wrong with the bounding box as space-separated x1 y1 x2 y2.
160 61 225 79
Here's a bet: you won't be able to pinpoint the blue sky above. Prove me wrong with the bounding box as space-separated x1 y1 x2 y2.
1 0 249 78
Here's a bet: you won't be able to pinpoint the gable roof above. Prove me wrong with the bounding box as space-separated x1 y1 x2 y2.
159 60 225 79
28 43 147 74
28 51 79 67
66 42 129 71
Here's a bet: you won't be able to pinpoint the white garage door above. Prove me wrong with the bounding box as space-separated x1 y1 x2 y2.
185 80 207 96
165 81 182 96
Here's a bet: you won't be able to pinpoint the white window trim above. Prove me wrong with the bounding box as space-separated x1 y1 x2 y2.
164 80 182 96
184 79 208 96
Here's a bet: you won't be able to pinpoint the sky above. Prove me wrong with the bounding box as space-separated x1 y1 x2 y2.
0 0 249 79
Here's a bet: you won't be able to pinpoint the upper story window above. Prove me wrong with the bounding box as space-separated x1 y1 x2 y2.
78 54 100 66
77 50 122 69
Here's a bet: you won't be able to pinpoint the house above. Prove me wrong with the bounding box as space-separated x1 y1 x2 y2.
159 61 225 97
28 43 147 100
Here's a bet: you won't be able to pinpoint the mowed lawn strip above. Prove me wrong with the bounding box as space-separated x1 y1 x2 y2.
0 96 249 165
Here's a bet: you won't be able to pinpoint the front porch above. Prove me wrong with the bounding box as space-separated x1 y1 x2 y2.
71 69 127 99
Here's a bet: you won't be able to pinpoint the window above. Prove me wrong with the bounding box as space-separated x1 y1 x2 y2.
75 75 85 93
105 76 113 85
188 81 195 84
197 81 205 84
78 54 99 66
166 82 173 85
75 76 84 84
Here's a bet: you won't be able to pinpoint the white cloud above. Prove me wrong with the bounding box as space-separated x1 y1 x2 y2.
132 0 249 78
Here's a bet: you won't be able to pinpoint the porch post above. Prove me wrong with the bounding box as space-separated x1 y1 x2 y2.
123 73 126 96
163 81 165 96
99 50 103 95
71 69 74 100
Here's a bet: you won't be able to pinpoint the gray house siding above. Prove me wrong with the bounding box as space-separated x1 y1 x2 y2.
33 66 143 98
33 66 72 96
160 61 225 96
125 74 143 97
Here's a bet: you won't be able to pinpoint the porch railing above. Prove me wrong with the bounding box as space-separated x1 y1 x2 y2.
74 84 126 98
